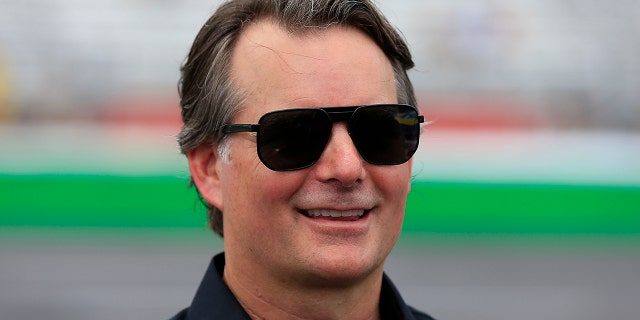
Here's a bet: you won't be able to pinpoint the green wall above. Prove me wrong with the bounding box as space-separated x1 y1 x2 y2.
1 174 639 235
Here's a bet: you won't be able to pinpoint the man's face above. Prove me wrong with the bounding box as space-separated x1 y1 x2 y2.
210 21 412 284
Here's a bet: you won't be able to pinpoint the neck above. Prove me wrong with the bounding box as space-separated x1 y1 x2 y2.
223 258 383 320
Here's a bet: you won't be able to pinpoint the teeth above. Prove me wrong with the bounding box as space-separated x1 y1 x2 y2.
306 209 365 218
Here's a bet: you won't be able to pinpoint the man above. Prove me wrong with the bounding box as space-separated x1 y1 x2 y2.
172 0 433 319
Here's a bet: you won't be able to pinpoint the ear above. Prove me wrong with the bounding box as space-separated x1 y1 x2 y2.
187 144 224 212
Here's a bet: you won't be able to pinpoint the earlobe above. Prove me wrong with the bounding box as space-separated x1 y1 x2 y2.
187 144 224 211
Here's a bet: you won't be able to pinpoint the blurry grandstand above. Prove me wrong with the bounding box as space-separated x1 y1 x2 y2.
0 0 638 131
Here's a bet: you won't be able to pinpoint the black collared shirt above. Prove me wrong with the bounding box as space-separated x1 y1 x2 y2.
170 253 434 320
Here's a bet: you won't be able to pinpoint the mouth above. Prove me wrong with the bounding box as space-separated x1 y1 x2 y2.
299 209 369 221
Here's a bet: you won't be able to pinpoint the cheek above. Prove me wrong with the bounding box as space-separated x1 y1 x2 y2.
372 165 412 231
220 158 306 215
220 166 308 248
372 164 412 198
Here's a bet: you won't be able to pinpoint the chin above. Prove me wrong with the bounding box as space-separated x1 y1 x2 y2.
300 250 384 287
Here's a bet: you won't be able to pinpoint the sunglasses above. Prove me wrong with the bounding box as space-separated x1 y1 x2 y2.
221 104 424 171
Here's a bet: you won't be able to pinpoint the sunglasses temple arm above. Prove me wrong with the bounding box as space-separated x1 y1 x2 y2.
222 124 260 134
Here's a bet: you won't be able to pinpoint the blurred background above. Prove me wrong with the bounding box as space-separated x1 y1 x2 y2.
1 0 639 319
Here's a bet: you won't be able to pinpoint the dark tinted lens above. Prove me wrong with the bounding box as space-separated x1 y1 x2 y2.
257 109 332 171
349 105 421 165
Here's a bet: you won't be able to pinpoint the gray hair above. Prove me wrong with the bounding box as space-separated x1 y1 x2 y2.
178 0 416 237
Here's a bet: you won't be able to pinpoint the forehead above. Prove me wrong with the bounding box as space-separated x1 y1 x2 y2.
230 20 397 119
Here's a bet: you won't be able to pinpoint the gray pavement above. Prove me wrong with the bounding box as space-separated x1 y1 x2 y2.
1 230 639 320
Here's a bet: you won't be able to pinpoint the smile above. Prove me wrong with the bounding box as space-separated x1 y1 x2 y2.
299 209 370 222
304 209 365 218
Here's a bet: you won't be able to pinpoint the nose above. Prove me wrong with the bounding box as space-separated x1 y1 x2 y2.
312 122 365 187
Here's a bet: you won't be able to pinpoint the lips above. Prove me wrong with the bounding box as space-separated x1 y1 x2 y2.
300 209 368 221
304 209 365 218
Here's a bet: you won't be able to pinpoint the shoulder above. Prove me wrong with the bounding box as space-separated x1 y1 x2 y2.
409 306 436 320
380 273 437 320
168 308 187 320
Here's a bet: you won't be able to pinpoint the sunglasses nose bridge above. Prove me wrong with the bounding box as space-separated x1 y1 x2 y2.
313 121 365 186
324 109 360 147
325 110 356 138
326 110 354 122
